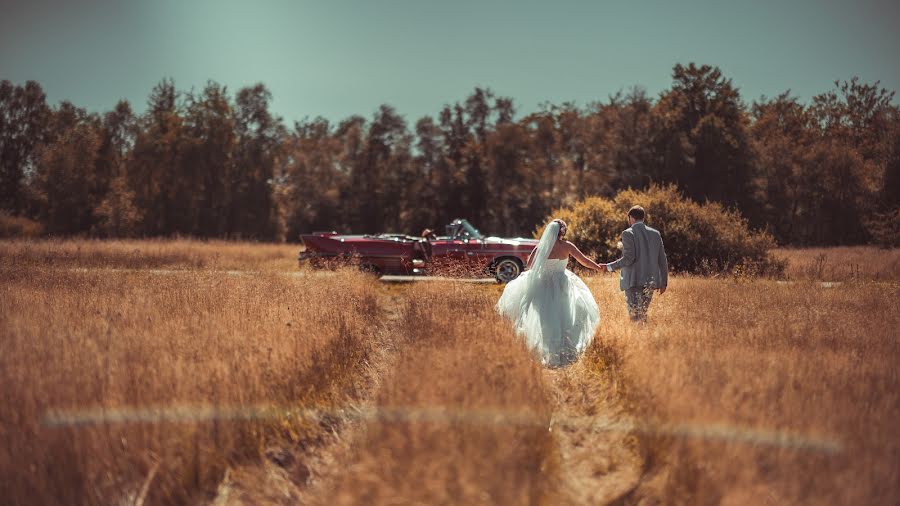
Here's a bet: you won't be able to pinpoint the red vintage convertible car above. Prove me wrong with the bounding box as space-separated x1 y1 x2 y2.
298 219 538 282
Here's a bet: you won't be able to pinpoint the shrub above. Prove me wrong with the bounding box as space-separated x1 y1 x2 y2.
543 185 784 276
0 212 44 238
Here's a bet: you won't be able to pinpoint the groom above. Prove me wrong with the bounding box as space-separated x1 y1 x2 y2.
602 206 668 322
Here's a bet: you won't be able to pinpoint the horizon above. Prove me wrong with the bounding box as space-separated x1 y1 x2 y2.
2 0 899 124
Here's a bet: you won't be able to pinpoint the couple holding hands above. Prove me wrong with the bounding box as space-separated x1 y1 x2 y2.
496 205 668 368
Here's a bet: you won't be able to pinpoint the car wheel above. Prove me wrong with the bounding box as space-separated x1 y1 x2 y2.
493 258 522 283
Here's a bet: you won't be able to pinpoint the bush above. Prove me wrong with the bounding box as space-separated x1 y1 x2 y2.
0 212 44 238
543 185 784 276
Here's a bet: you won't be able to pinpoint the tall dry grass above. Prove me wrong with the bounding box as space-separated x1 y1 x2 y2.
2 240 898 505
326 283 559 505
0 250 379 505
0 238 300 272
579 273 900 505
775 246 900 281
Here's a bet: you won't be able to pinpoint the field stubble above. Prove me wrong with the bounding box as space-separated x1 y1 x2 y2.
773 246 900 281
0 240 897 505
1 242 380 504
584 274 899 505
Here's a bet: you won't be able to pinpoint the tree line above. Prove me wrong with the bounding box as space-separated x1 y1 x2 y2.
1 63 898 245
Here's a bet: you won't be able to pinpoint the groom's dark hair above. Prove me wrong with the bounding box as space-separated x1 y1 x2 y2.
628 205 645 221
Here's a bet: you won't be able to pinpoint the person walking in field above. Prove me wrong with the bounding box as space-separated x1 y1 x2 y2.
495 219 605 368
605 205 668 322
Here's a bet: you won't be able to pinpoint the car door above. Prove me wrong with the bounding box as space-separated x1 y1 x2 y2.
428 238 469 276
462 238 492 276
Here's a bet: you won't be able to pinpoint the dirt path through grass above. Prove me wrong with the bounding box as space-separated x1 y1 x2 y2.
211 289 406 505
287 283 647 505
206 280 647 505
292 289 407 503
543 367 644 505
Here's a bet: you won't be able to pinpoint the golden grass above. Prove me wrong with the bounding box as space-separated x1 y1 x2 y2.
775 246 900 281
580 273 900 505
2 240 898 505
0 250 379 504
325 284 558 505
0 238 300 272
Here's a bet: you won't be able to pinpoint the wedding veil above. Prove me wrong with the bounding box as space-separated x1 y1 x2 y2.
504 219 561 349
528 220 561 283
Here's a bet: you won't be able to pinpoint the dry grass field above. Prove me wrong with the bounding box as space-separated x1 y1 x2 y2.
586 275 899 505
324 284 559 505
773 246 900 281
0 238 300 272
1 240 897 505
0 242 378 504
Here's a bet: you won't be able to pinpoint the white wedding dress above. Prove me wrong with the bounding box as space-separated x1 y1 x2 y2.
496 222 600 368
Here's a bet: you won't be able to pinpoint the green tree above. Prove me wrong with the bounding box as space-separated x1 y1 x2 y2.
335 115 367 230
278 117 345 239
883 122 900 208
485 119 529 235
438 103 470 223
652 64 757 217
801 78 896 244
807 143 868 244
128 79 183 235
521 108 560 230
867 120 900 246
0 80 52 214
411 115 445 232
180 82 236 235
33 103 101 234
360 105 410 232
811 78 895 163
462 88 495 226
92 100 137 234
750 92 814 243
232 84 283 239
610 87 656 191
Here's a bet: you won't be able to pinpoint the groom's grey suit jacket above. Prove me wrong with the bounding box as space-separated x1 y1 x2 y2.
608 221 668 291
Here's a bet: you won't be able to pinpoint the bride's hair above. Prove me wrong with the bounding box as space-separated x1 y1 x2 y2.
553 219 567 240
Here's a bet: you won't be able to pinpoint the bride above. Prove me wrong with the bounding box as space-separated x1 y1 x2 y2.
496 219 604 368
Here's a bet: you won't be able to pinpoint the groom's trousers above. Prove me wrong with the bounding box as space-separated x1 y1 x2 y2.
625 283 654 322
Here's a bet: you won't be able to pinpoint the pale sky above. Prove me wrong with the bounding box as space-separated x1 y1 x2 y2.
1 0 898 124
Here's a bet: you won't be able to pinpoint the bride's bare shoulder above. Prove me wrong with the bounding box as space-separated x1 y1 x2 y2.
549 241 572 258
562 241 587 256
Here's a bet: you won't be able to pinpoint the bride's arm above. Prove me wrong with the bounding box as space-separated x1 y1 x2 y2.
566 242 606 272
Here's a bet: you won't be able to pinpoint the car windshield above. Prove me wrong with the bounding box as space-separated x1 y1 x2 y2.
445 219 482 240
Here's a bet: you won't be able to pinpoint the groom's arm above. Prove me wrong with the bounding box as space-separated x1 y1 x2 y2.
607 231 635 272
657 236 668 292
